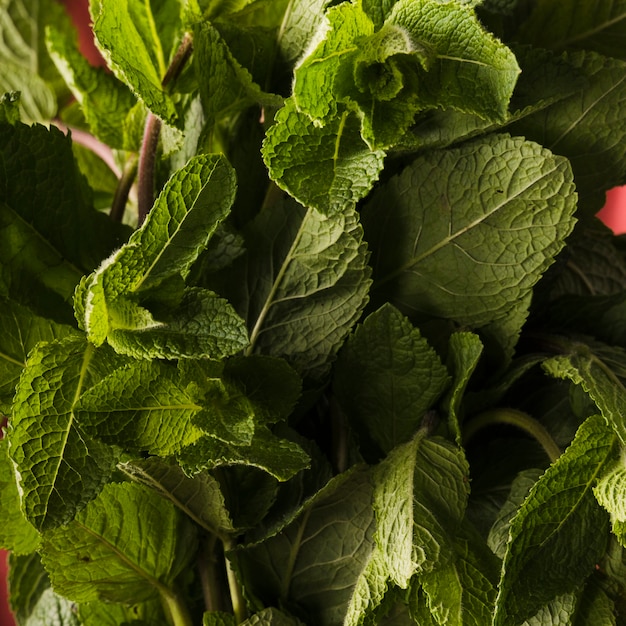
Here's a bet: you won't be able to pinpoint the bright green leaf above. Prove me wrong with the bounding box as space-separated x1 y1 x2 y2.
493 414 616 626
79 597 168 625
362 134 577 327
262 98 386 215
40 482 198 604
0 438 40 554
7 336 125 530
90 0 181 123
334 303 451 454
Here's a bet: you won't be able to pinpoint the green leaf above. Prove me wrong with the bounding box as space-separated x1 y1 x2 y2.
543 344 626 446
262 98 386 215
7 336 124 530
362 134 577 327
0 91 20 124
17 587 80 626
509 51 626 214
0 0 72 121
237 468 377 625
444 332 483 444
493 414 617 626
216 198 372 379
386 0 520 121
0 122 129 319
0 438 40 554
0 297 76 413
178 426 310 481
239 608 304 625
40 482 198 604
517 0 626 60
119 457 236 536
90 0 182 124
334 303 451 454
76 360 206 455
193 21 281 132
46 24 137 148
7 552 51 625
79 598 168 625
204 612 237 626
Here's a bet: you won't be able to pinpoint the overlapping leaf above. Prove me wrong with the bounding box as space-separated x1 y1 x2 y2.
40 482 198 604
7 336 125 530
493 414 617 626
334 303 451 454
362 134 577 327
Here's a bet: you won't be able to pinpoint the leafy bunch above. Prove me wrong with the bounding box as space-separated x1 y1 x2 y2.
2 0 626 624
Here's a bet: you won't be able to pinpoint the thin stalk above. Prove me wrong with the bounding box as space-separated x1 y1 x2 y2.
463 408 561 464
223 537 247 624
110 153 138 222
159 586 193 626
330 396 349 474
136 32 194 224
198 534 228 613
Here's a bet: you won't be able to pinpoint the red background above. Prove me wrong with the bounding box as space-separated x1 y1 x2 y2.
1 2 626 624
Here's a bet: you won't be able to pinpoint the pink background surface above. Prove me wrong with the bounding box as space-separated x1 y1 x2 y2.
1 1 626 624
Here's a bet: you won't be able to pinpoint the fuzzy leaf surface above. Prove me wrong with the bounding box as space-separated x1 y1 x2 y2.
40 482 197 604
262 98 386 215
493 414 616 626
8 336 124 530
334 303 450 454
217 199 371 379
90 0 181 123
362 134 577 327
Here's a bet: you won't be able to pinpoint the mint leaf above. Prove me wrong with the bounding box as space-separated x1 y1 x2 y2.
0 0 72 121
0 91 20 124
262 98 386 215
217 199 371 379
119 457 236 536
239 608 304 626
517 0 626 60
238 468 376 625
46 24 137 149
79 597 167 625
444 332 483 444
0 438 40 554
0 297 76 413
493 414 616 626
76 360 205 455
178 426 310 481
40 482 197 604
7 337 124 530
362 134 577 327
334 304 451 454
16 587 80 626
0 122 128 318
509 51 626 214
90 0 182 124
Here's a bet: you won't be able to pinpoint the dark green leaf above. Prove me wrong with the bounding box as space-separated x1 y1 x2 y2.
493 414 616 626
363 134 577 327
334 303 451 454
8 552 50 625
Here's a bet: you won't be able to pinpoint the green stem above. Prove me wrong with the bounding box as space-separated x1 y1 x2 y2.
159 586 193 626
110 153 138 222
198 534 228 613
223 537 247 623
463 407 561 464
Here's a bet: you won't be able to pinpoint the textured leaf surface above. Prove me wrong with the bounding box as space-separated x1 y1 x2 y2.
517 0 626 60
46 24 136 148
0 439 40 554
334 304 450 454
120 457 236 536
509 51 626 213
238 469 376 626
76 360 205 455
217 199 371 379
90 0 181 123
41 482 197 603
8 337 124 530
0 297 76 412
7 553 50 625
493 415 616 626
362 134 577 327
262 98 386 215
0 122 129 319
